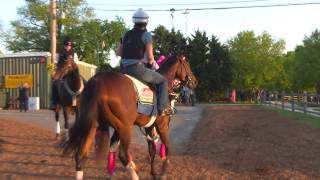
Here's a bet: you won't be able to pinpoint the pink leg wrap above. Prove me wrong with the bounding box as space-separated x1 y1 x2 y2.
159 143 166 159
108 151 116 175
128 152 133 162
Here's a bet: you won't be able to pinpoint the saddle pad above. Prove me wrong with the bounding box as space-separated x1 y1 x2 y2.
125 74 154 105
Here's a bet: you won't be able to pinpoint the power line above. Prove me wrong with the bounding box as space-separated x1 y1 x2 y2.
88 0 273 7
92 2 320 12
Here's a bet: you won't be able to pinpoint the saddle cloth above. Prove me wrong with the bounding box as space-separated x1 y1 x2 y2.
125 74 158 117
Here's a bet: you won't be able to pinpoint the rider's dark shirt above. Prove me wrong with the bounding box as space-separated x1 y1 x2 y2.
122 28 146 60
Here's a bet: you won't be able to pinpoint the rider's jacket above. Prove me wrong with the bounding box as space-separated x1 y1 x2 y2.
58 49 75 69
122 28 146 59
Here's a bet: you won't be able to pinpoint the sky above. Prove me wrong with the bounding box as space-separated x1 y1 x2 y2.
1 0 320 55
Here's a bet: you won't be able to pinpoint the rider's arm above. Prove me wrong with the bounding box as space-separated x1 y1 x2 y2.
73 53 79 62
145 42 154 65
144 32 155 65
116 43 122 57
116 37 123 57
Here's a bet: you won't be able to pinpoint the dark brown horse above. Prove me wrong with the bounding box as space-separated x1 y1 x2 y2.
53 60 84 140
63 54 197 179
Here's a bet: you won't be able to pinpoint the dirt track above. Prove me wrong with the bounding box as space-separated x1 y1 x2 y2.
1 105 320 179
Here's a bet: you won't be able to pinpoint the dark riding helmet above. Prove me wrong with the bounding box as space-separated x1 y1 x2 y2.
63 37 72 46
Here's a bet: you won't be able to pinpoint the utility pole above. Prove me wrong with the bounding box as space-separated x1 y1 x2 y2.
170 8 175 30
50 0 57 64
182 9 190 37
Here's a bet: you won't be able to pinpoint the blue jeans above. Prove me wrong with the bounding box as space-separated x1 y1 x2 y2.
121 62 168 112
19 99 28 112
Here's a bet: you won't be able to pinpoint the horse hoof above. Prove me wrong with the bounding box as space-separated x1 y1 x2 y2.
56 137 68 148
151 174 157 180
153 175 167 180
56 133 60 140
159 175 167 180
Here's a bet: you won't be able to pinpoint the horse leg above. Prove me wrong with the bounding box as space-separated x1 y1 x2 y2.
118 127 139 180
55 106 61 140
62 106 71 141
108 131 120 176
169 95 177 114
170 99 175 114
155 116 171 178
145 126 158 178
75 147 88 180
95 128 110 166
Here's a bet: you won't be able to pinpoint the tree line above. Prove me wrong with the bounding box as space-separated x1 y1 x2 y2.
2 0 320 101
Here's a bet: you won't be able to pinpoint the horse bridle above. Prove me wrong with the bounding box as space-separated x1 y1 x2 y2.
64 78 84 96
179 57 195 88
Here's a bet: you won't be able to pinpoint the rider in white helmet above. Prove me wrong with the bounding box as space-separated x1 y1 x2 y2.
116 8 172 116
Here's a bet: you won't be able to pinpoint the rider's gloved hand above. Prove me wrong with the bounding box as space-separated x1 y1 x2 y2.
145 62 153 69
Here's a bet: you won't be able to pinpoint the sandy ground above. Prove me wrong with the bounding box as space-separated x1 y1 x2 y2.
1 105 320 179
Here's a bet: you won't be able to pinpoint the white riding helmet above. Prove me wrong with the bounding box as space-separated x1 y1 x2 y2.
132 8 149 23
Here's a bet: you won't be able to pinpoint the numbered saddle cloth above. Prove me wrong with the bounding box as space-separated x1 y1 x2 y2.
125 74 157 116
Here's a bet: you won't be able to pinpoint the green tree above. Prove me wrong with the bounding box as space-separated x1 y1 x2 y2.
4 0 127 68
167 29 187 54
293 29 320 93
5 0 94 52
153 26 187 58
153 25 171 57
207 36 233 92
186 31 233 101
280 51 295 91
186 30 210 100
0 23 4 54
65 18 127 66
227 31 285 100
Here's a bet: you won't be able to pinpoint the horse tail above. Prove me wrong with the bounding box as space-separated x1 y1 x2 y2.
63 78 99 158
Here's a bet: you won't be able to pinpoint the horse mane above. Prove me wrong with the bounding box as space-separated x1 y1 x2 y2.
54 60 79 80
157 55 178 73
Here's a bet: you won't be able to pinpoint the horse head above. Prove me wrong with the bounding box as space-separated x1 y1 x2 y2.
54 59 79 81
176 54 198 89
158 54 198 92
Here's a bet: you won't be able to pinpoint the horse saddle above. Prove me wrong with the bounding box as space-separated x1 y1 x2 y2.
125 75 157 118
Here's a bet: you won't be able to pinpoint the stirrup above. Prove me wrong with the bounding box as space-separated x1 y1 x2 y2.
158 108 173 116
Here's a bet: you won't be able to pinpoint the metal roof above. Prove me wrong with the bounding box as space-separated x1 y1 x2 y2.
0 52 51 58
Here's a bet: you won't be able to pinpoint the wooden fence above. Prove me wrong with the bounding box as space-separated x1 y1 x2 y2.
260 92 320 116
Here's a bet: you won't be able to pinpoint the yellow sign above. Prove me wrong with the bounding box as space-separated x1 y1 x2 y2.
4 74 33 88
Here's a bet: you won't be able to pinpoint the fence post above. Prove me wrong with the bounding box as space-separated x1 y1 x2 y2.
291 92 295 112
303 91 307 114
275 91 278 107
261 91 266 105
281 91 285 110
268 91 271 107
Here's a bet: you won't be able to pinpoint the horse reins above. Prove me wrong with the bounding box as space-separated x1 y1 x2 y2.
64 77 84 96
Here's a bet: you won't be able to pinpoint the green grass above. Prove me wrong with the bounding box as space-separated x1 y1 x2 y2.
267 107 320 128
197 102 258 105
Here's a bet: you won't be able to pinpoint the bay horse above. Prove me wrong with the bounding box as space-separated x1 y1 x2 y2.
63 54 197 179
53 60 84 140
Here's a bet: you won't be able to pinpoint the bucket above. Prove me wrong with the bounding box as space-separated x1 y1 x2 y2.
28 97 40 110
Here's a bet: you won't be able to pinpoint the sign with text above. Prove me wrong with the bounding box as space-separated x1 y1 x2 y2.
4 74 33 88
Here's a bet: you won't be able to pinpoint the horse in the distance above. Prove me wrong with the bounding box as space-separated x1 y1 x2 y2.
63 54 197 179
53 60 84 140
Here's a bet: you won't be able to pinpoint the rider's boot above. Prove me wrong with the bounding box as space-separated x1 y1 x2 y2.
158 107 173 116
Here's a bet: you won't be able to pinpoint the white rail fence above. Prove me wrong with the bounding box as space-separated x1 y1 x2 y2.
260 92 320 117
